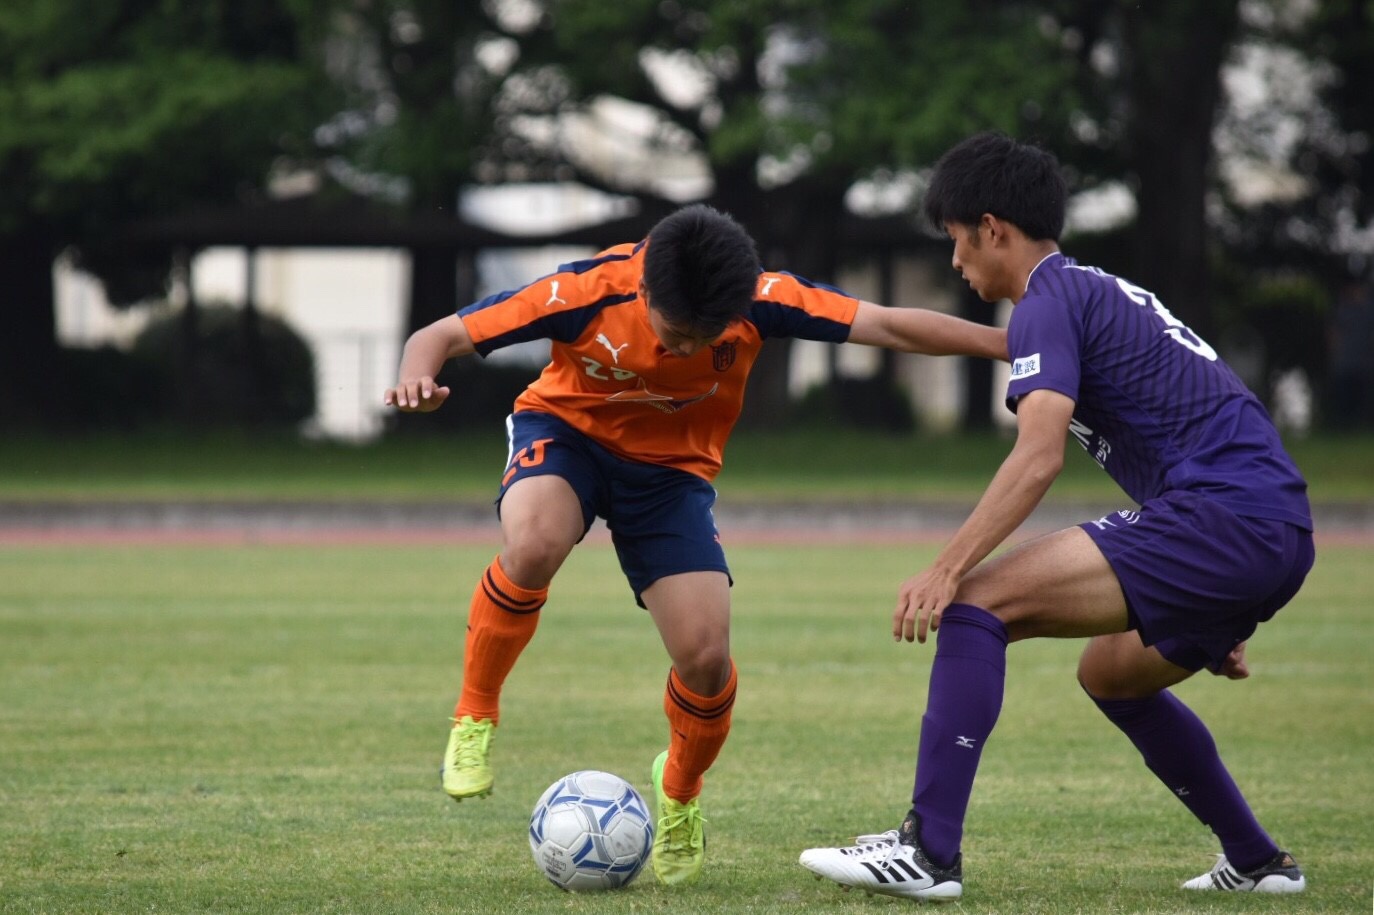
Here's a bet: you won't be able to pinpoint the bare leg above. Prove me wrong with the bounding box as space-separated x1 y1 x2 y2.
642 570 734 802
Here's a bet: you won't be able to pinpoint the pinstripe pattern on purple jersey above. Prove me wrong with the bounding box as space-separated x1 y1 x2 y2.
1006 253 1311 528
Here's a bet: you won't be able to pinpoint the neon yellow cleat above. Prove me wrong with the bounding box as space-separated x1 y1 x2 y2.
441 716 495 801
650 750 706 885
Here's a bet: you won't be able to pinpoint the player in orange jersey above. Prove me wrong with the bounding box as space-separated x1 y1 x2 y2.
383 204 1006 886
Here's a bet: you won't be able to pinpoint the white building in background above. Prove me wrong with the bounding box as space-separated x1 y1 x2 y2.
56 246 409 441
52 193 999 441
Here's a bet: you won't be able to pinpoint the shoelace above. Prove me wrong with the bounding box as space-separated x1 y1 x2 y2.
658 807 706 854
846 830 903 866
449 720 489 767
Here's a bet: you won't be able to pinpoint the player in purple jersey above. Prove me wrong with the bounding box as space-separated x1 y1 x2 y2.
800 133 1313 901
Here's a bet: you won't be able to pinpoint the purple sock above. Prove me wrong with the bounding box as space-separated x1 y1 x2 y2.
1092 690 1278 871
910 603 1008 868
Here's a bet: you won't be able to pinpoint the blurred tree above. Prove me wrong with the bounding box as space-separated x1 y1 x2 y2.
7 0 1368 432
315 1 515 336
132 303 317 426
475 0 1083 424
0 0 337 424
301 0 1370 417
437 0 1300 422
1213 0 1374 271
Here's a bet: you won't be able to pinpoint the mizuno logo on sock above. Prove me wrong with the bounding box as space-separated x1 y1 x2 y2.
955 736 977 748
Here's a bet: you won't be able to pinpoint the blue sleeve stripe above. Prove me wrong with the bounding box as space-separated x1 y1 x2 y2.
470 294 637 355
555 241 643 276
746 300 850 343
775 270 850 298
460 289 518 316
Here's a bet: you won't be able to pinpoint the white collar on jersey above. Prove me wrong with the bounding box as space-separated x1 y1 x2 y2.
1023 250 1063 297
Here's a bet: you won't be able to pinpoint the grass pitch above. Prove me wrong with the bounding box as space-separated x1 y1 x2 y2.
1 538 1370 914
3 429 1373 503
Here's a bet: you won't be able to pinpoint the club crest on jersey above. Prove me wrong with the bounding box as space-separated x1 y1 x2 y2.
1011 353 1041 379
712 341 737 372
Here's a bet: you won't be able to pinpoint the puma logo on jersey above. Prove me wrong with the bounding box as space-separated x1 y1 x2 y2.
545 281 567 307
595 333 629 364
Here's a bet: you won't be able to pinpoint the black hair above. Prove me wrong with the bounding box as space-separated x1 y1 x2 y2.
643 204 761 335
922 132 1067 242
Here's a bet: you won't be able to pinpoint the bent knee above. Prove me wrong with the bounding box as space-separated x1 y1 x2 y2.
500 534 573 588
1076 644 1132 699
1077 637 1183 700
1077 663 1137 701
672 644 732 695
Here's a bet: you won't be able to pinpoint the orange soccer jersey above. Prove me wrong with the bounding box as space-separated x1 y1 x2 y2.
458 240 859 480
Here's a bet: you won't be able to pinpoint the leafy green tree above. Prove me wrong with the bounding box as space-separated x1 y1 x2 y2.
285 1 1374 428
481 1 1083 421
317 1 516 333
0 0 336 423
1214 0 1374 277
8 0 1365 432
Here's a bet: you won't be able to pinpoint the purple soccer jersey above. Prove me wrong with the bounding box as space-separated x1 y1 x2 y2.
1006 253 1311 530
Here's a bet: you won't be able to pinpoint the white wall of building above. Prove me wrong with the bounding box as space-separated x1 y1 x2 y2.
55 246 408 441
53 192 997 439
789 255 982 432
199 247 408 440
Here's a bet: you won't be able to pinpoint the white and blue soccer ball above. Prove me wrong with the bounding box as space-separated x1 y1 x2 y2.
528 770 654 892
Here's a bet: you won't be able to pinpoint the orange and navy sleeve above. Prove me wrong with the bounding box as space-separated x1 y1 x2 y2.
746 271 858 342
459 243 643 356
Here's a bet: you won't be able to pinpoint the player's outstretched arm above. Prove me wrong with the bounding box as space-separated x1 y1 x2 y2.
893 389 1072 643
846 300 1008 361
383 314 475 412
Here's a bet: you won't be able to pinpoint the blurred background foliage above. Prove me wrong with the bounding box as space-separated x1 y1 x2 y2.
1 0 1372 432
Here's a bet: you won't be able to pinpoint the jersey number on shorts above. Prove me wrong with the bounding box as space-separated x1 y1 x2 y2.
502 438 553 486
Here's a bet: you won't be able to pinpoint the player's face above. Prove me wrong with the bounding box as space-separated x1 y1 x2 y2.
649 309 718 357
643 289 720 357
946 220 1012 303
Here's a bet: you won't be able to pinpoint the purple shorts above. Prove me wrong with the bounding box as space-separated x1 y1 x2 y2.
1081 492 1314 673
498 411 730 606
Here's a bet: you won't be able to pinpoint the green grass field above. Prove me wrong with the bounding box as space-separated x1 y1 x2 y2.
2 537 1370 914
2 429 1373 503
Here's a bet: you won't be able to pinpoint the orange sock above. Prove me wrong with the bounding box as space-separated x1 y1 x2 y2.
661 660 737 803
453 556 546 725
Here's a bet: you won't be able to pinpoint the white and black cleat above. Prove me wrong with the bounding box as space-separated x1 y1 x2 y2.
1182 851 1305 893
800 813 962 901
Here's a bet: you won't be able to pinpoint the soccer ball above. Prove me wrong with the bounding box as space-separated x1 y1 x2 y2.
528 770 654 892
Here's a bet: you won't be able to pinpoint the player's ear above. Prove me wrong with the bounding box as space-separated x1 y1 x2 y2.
981 213 1000 243
983 213 1016 247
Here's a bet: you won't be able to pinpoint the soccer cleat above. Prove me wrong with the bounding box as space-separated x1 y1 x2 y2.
650 750 706 885
441 716 495 801
1182 851 1306 893
799 812 963 901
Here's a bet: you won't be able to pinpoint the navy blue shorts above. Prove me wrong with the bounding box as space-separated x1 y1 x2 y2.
1081 492 1314 673
497 411 730 606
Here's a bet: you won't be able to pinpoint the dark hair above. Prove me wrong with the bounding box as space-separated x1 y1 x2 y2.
922 132 1067 241
643 204 761 335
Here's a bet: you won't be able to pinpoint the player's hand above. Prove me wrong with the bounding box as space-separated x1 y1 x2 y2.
383 377 451 412
1212 641 1250 680
893 565 961 644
